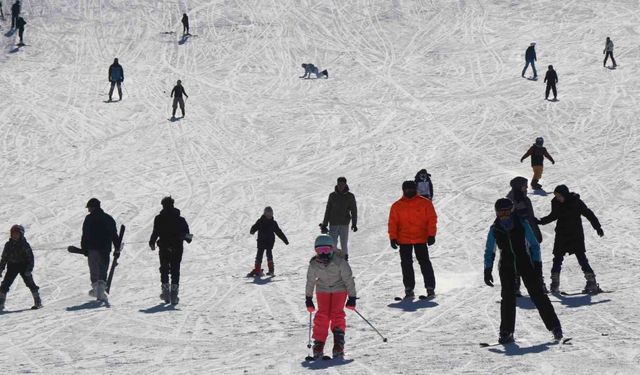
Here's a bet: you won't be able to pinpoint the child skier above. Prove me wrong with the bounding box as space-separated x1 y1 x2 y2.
484 199 562 344
247 207 289 277
414 169 434 200
520 137 555 190
300 63 328 79
0 225 42 311
544 65 558 101
305 235 356 359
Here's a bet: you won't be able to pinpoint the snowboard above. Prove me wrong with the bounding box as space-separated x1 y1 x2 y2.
480 337 572 348
105 224 126 294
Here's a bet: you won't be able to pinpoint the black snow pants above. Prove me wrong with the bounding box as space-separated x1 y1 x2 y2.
109 81 122 100
172 97 185 117
159 247 183 285
604 51 616 67
551 252 594 275
88 250 110 283
254 247 273 265
0 262 39 293
399 243 435 291
545 82 557 99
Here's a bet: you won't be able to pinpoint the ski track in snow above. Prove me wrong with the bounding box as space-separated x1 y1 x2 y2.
1 0 639 373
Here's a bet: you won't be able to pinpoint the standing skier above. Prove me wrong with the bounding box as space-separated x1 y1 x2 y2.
544 65 558 101
320 177 357 261
300 63 329 79
0 225 42 311
108 58 124 102
305 235 356 359
15 15 25 45
181 13 190 36
247 206 289 277
170 80 188 119
414 169 434 200
538 185 604 294
484 198 563 344
81 198 119 303
522 42 537 79
388 180 438 298
603 37 617 68
10 0 19 29
520 137 555 190
149 196 192 305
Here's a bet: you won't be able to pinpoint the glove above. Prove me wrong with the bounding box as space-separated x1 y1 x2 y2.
185 233 193 243
346 296 356 310
305 296 315 313
284 240 289 245
520 158 524 163
149 242 156 251
484 268 494 287
319 224 329 234
427 236 436 246
596 228 604 237
351 225 358 233
552 161 556 165
390 239 398 250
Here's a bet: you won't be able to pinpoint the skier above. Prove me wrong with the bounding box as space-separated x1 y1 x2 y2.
537 185 604 294
108 58 124 102
520 137 555 190
544 65 558 101
603 37 617 68
181 13 190 36
300 63 328 79
170 80 188 119
388 180 438 298
247 206 289 277
15 15 25 45
522 42 537 79
507 176 547 295
81 198 119 302
484 198 563 344
0 225 42 311
414 169 434 200
305 235 356 359
319 177 357 261
10 0 19 29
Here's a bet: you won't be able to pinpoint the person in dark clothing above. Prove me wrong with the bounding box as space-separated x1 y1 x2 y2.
81 198 119 302
10 0 20 29
538 185 604 294
484 198 562 344
603 37 616 68
544 65 558 100
414 169 434 200
0 225 42 311
246 207 289 277
181 13 190 36
522 42 537 78
300 63 329 79
149 196 192 305
108 58 124 102
320 177 357 261
520 137 555 190
171 80 188 119
1 1 4 20
15 16 25 45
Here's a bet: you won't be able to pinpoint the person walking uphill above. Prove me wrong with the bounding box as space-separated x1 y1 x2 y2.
0 225 42 311
522 42 537 79
247 206 289 277
603 37 617 68
320 177 357 261
521 137 555 190
544 65 558 101
305 235 356 360
170 80 188 119
538 185 604 294
10 0 20 29
388 180 438 299
108 58 124 102
484 199 563 344
181 13 190 36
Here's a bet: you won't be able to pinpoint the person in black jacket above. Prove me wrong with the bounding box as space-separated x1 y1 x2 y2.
521 137 555 190
81 198 119 302
538 185 604 294
247 207 289 277
0 225 42 311
181 13 190 36
149 196 192 305
415 169 433 200
10 0 20 29
320 177 357 261
108 58 124 102
522 42 537 78
171 80 188 119
544 65 558 101
16 16 26 45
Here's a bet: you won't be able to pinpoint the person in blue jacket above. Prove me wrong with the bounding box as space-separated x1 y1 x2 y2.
108 58 124 102
521 42 537 79
484 198 562 344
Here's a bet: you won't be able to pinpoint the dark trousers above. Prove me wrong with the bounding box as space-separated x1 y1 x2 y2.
88 250 110 283
172 97 185 117
18 28 24 43
11 14 18 29
0 262 39 293
399 244 435 291
183 24 189 35
109 81 122 100
551 252 594 274
159 247 183 285
545 82 557 99
498 257 560 333
255 247 273 265
604 51 616 66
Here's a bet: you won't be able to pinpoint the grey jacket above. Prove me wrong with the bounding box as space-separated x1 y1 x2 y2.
305 255 356 297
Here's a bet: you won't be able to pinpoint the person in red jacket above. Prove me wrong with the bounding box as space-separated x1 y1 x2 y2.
521 137 555 190
388 180 438 299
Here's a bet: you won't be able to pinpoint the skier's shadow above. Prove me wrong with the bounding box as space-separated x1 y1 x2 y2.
387 299 438 312
4 29 15 37
0 308 31 315
301 358 355 370
495 297 537 310
606 66 617 70
66 300 109 311
531 189 549 197
139 304 179 314
553 294 612 308
247 277 281 285
178 35 190 45
488 342 552 356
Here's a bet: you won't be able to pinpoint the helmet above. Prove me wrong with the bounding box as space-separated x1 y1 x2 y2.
10 224 24 235
314 235 334 249
535 137 544 146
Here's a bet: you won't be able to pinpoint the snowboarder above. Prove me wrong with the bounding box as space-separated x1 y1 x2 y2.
414 169 433 200
537 185 604 294
320 177 357 261
181 13 190 36
603 37 617 68
544 65 558 100
522 42 537 79
300 63 328 79
520 137 555 190
247 206 289 277
15 16 25 45
484 198 563 344
108 58 124 102
0 225 42 311
170 80 188 119
305 235 356 359
10 0 19 29
149 196 192 305
81 198 119 303
388 180 438 298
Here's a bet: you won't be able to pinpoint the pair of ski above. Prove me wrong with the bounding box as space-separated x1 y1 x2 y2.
480 337 572 348
305 355 345 362
393 295 434 301
558 290 613 296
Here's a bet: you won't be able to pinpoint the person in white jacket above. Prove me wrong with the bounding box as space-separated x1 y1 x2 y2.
603 37 617 68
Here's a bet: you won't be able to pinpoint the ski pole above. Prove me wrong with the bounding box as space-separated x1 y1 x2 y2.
353 309 388 342
307 312 313 348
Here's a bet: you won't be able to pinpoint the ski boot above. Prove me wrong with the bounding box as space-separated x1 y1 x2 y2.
498 331 514 344
514 277 523 297
266 261 275 276
0 291 6 311
170 284 180 305
404 289 415 299
552 326 563 341
550 272 560 294
160 283 171 303
246 263 263 277
31 289 42 310
312 340 325 360
96 280 109 303
332 328 345 359
426 288 436 298
90 282 98 298
583 273 601 294
531 179 542 190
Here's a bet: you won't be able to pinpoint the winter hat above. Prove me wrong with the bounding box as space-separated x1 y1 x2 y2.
530 42 536 46
510 176 528 190
554 185 570 197
86 198 101 209
337 177 347 183
161 196 175 208
314 235 334 249
402 180 417 190
535 137 544 146
264 206 273 215
494 198 514 212
10 224 24 235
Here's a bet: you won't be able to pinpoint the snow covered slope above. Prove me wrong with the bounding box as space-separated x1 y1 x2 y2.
1 0 639 373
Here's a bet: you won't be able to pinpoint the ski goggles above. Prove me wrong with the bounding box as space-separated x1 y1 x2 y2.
315 246 333 254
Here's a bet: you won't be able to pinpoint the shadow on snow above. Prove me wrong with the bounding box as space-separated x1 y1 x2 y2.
139 303 179 314
66 300 109 311
387 299 438 312
488 341 553 356
301 358 354 370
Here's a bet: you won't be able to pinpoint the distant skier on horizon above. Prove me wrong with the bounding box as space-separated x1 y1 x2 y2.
108 58 124 102
522 42 537 79
544 65 558 101
603 37 617 68
181 13 190 36
170 80 188 119
520 137 555 190
300 63 328 79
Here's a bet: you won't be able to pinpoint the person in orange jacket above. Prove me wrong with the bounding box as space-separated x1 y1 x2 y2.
388 180 438 299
